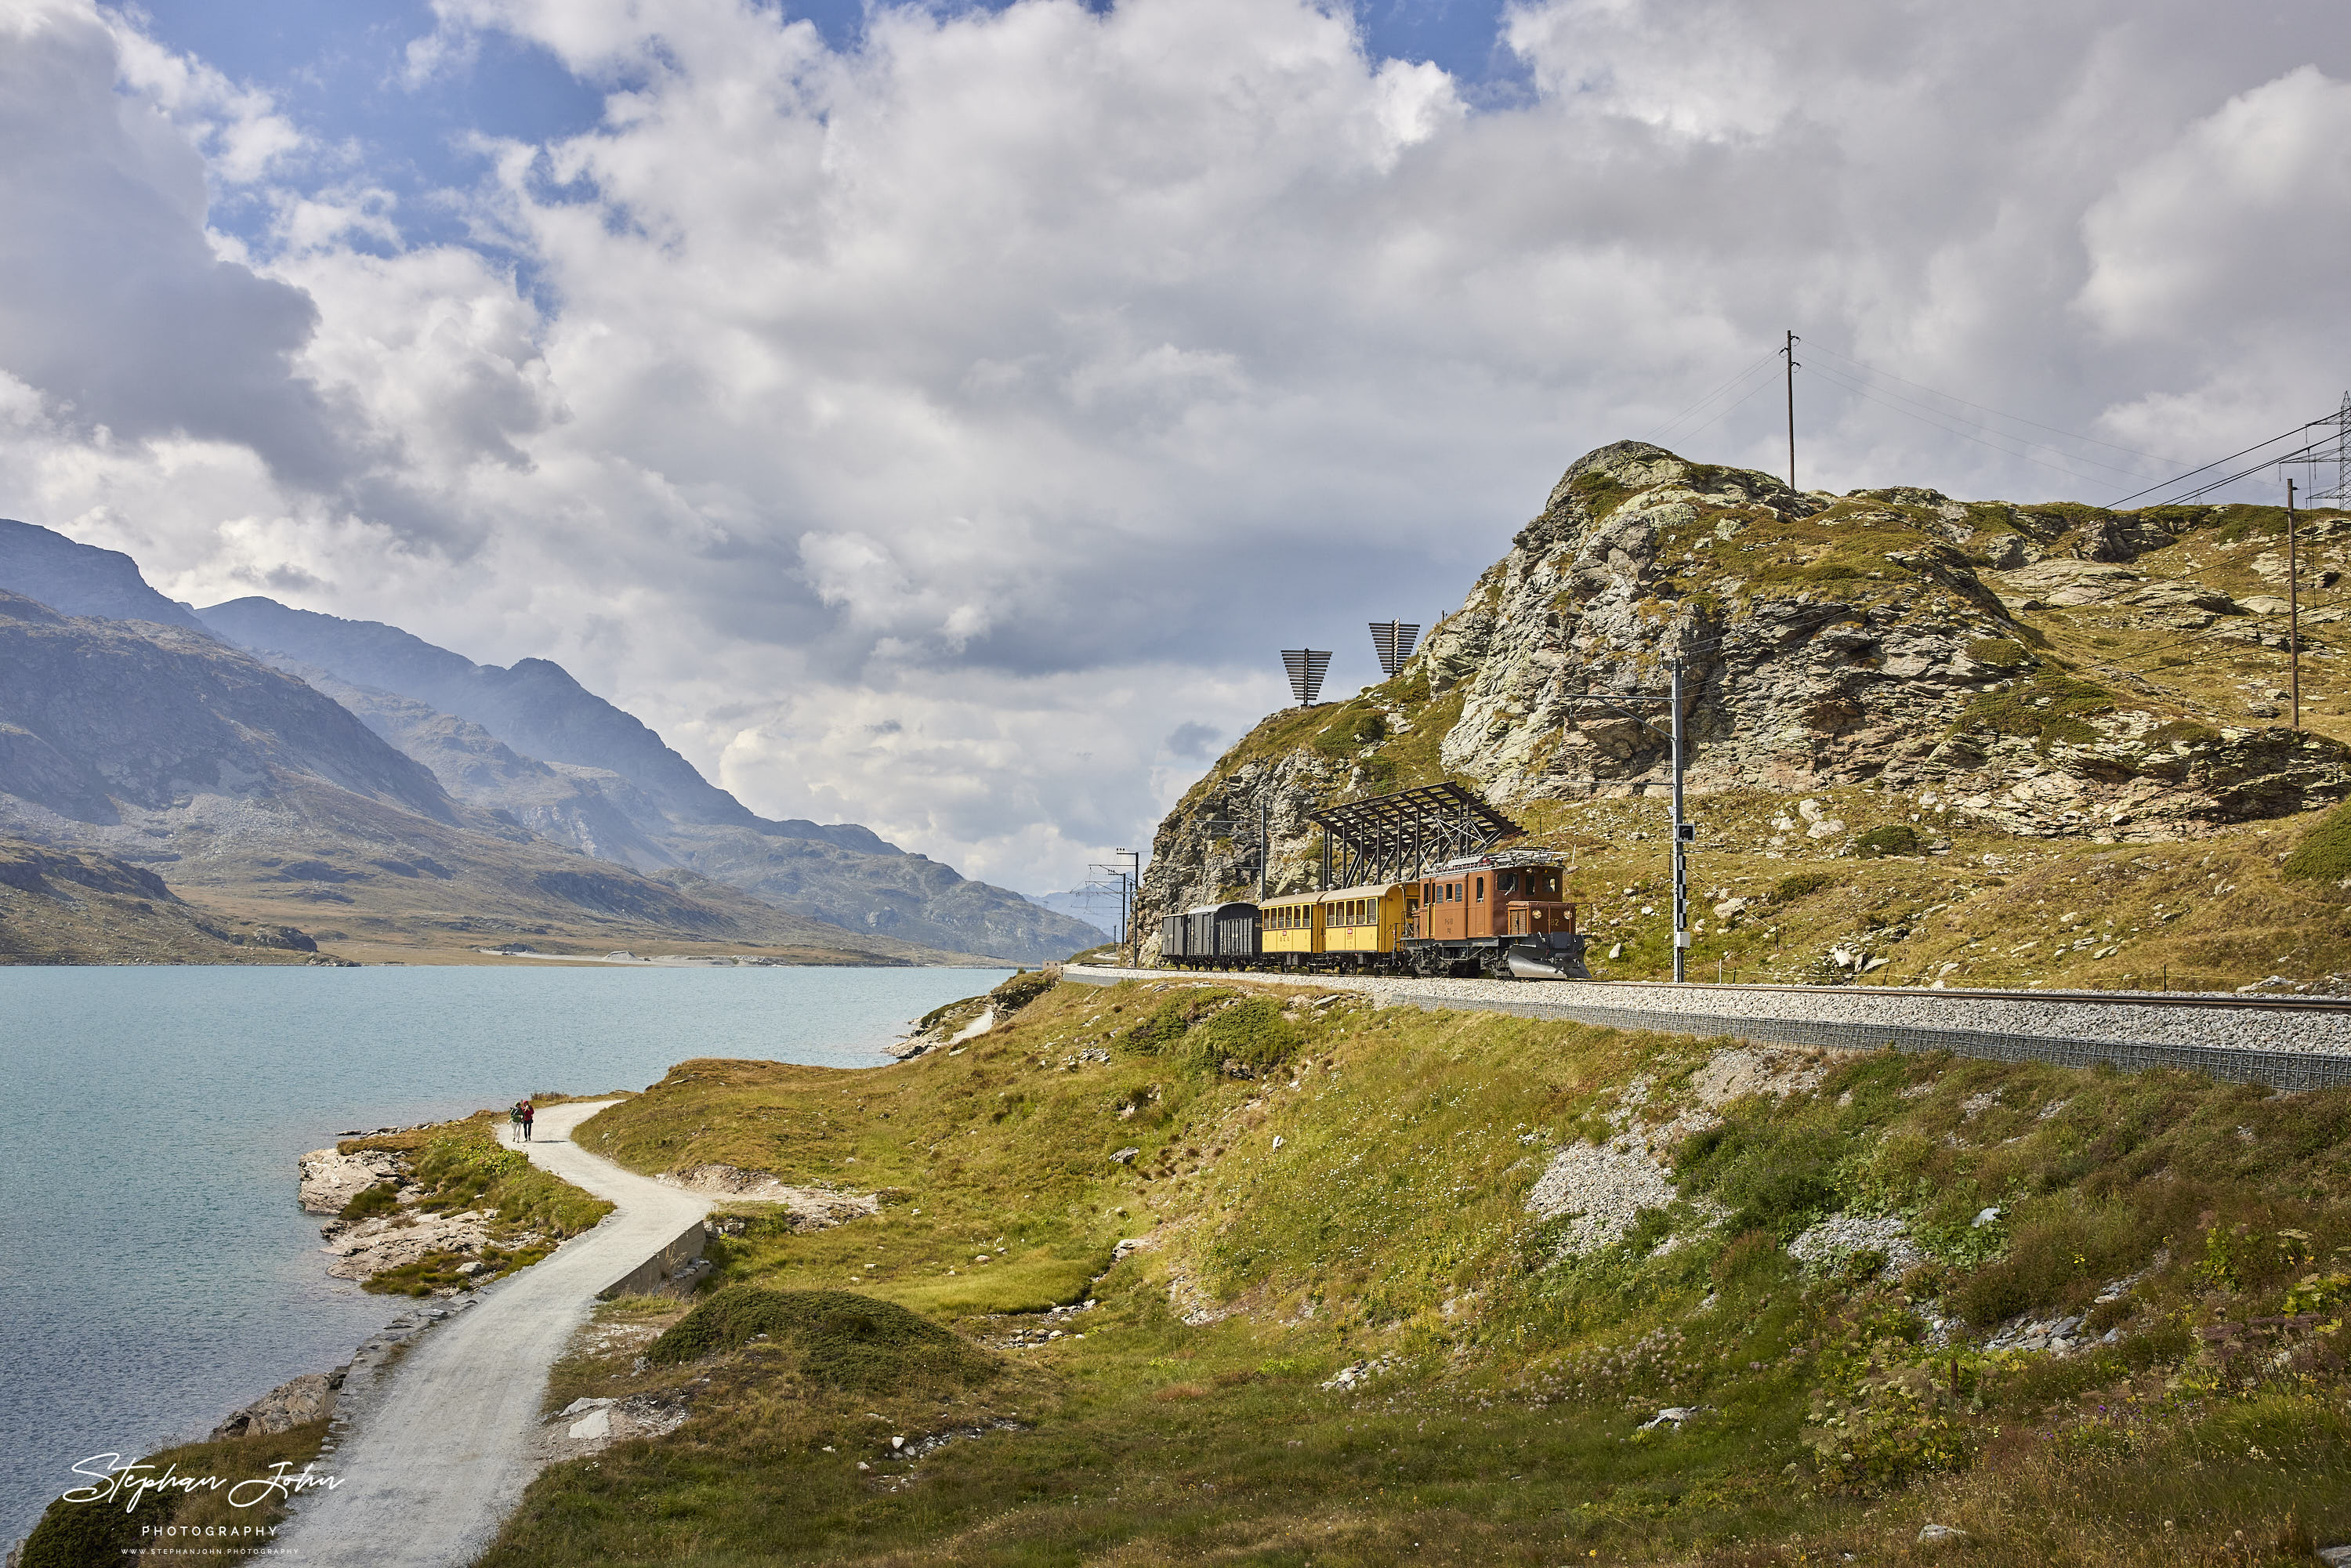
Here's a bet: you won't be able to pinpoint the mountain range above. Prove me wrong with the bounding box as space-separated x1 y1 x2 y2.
0 520 1100 965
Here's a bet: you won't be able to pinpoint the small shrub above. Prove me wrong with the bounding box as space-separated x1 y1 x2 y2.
1965 637 2031 671
1951 1210 2146 1327
2284 798 2351 883
989 970 1057 1012
1854 824 1921 858
20 1487 176 1568
1804 1362 1975 1492
647 1286 996 1391
1180 996 1301 1077
340 1180 401 1222
1675 1118 1845 1239
1121 998 1197 1055
1767 870 1840 906
1712 1228 1784 1289
1958 671 2115 755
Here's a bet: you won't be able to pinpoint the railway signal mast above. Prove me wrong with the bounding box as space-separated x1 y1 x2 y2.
1558 661 1694 983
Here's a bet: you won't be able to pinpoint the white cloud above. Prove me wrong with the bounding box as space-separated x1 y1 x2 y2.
2 0 2348 889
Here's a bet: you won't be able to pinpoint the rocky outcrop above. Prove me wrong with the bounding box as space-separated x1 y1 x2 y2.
210 1371 341 1439
321 1206 535 1280
653 1165 878 1229
1141 442 2351 926
298 1147 405 1215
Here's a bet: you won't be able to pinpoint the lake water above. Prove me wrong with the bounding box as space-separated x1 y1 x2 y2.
0 963 1006 1544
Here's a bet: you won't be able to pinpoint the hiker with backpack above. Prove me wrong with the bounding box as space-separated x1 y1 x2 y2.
520 1099 534 1143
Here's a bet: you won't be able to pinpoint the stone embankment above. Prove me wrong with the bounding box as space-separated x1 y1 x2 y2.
1062 966 2351 1081
1063 965 2351 1052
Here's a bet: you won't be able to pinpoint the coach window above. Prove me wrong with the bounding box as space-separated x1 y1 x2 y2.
1499 871 1517 895
1474 876 1485 902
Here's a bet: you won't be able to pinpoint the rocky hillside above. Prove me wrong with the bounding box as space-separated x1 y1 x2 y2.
1143 441 2351 987
0 591 984 966
194 593 1100 964
0 517 207 631
0 835 339 965
0 520 1103 964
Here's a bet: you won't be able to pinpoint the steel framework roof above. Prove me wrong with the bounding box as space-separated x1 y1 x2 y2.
1308 781 1524 889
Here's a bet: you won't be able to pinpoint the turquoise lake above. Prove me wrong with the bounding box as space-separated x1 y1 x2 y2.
0 963 1006 1544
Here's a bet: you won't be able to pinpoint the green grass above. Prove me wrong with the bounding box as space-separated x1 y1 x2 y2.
338 1110 615 1295
650 1287 1001 1390
475 977 2351 1566
18 1420 331 1567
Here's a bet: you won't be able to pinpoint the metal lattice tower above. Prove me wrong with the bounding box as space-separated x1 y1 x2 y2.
1281 649 1331 705
2319 390 2351 505
1368 621 1422 679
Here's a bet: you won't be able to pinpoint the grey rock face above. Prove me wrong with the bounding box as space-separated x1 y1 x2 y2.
0 590 457 826
197 598 1102 963
0 519 208 632
1138 441 2351 927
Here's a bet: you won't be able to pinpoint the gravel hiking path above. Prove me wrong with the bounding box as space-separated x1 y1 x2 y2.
273 1099 709 1568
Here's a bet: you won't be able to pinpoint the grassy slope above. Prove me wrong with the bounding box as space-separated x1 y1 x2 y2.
0 837 324 965
480 977 2351 1566
1188 494 2351 993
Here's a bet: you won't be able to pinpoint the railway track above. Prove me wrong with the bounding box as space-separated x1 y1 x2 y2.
1603 980 2351 1014
1060 965 2351 1091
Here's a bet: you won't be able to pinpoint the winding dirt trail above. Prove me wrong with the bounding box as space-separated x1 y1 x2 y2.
273 1099 708 1567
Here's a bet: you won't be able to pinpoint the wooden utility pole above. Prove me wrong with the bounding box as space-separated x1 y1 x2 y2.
1783 330 1799 490
2289 479 2302 728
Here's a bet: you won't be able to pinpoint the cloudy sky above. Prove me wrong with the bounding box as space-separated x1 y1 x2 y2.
2 0 2347 891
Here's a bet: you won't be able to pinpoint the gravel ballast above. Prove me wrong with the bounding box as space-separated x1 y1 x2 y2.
1061 967 2351 1085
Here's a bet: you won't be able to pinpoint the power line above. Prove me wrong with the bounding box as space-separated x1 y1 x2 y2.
1806 343 2186 469
1803 362 2154 483
2109 423 2317 507
1681 371 1782 440
1803 362 2143 487
1647 350 1781 443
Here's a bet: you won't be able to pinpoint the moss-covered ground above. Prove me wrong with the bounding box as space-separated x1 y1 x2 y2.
472 976 2351 1566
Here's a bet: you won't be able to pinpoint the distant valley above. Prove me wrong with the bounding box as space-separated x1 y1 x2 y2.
0 520 1101 966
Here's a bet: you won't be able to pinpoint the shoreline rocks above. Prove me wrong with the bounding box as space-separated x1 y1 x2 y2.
297 1147 404 1215
210 1371 342 1440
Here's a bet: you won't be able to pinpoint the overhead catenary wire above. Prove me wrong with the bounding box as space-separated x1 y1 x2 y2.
1646 350 1783 444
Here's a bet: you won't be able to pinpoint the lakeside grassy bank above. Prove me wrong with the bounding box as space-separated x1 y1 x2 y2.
473 973 2351 1566
15 1101 618 1568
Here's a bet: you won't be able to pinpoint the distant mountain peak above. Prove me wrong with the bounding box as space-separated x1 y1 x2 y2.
0 520 208 632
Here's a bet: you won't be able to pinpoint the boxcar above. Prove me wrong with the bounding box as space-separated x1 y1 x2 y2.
1163 903 1259 969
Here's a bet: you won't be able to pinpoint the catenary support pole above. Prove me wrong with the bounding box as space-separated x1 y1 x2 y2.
2289 479 2302 728
1671 660 1688 985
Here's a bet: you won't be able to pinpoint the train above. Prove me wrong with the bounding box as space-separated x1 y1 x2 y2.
1157 849 1589 980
